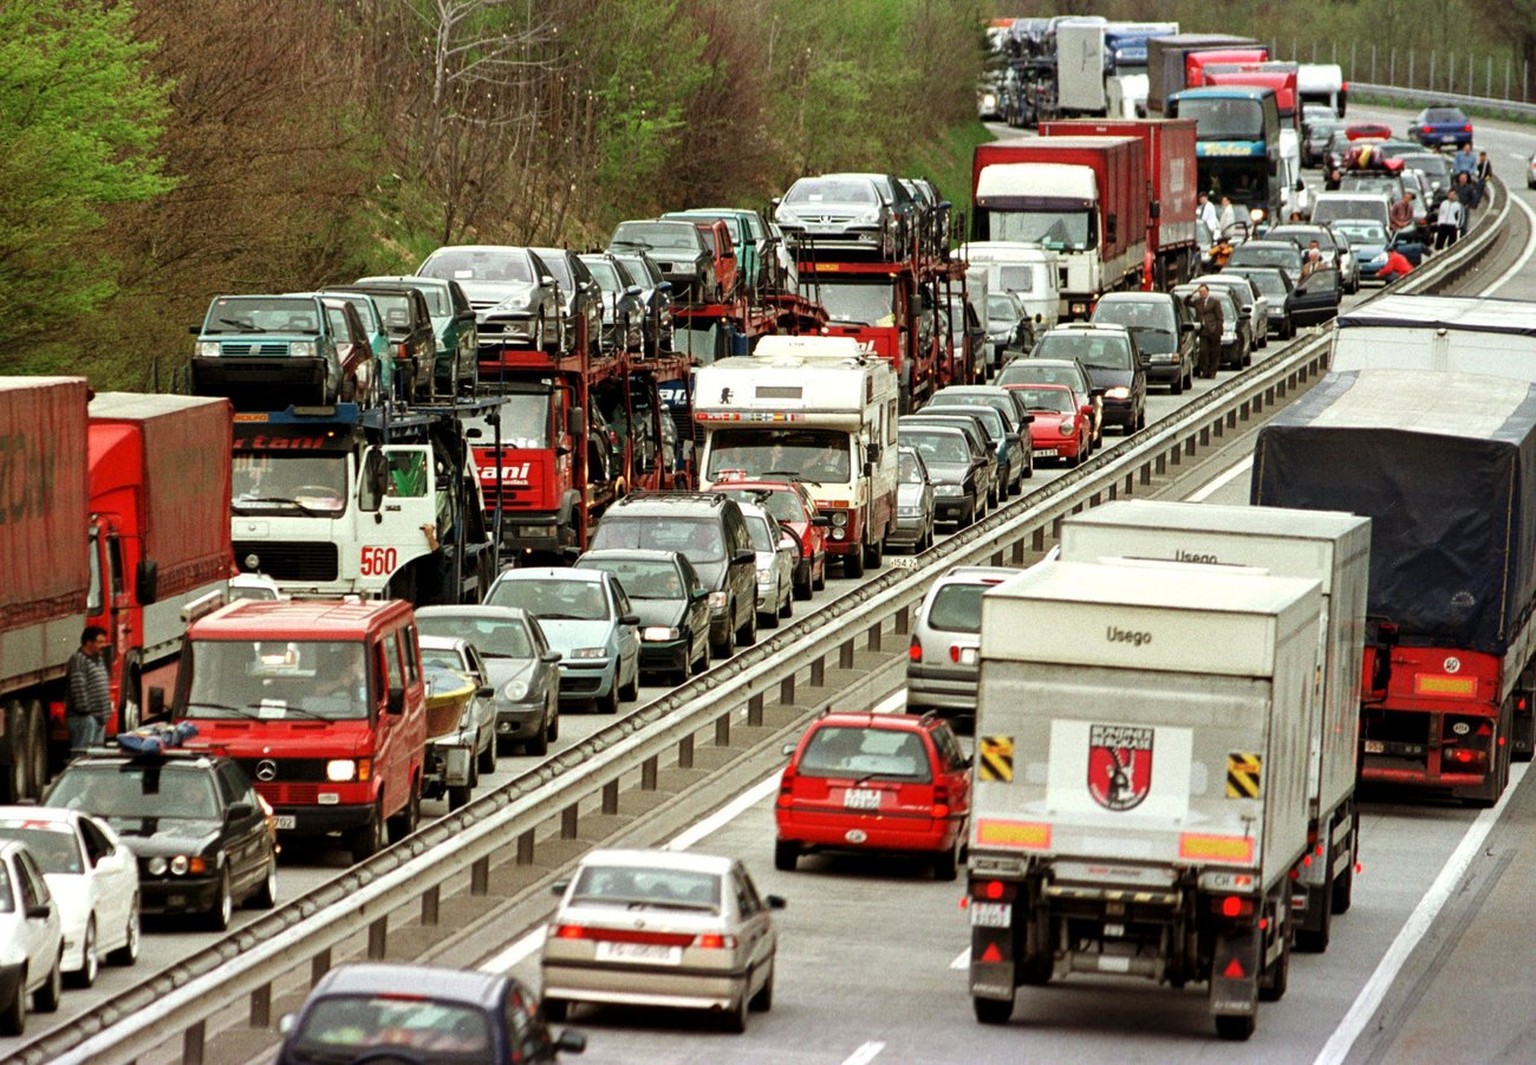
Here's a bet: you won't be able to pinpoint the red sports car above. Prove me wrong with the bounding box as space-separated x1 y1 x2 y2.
1003 382 1093 467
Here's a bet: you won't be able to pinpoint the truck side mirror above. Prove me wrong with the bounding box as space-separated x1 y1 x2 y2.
135 560 159 606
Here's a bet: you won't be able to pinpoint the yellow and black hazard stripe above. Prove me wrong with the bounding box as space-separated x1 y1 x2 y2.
978 735 1014 783
1226 752 1262 798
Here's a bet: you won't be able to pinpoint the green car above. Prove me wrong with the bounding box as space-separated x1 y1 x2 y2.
356 275 479 396
191 294 348 410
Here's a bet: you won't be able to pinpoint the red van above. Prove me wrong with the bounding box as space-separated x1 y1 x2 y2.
174 598 427 862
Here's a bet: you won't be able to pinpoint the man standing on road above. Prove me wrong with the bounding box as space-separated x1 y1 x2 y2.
1475 150 1493 207
1435 190 1463 250
1187 284 1223 379
1389 190 1415 233
66 626 112 755
1453 143 1476 179
1197 192 1219 235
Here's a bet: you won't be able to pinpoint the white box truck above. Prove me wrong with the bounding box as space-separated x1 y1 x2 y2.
967 559 1321 1040
1058 500 1370 953
1332 295 1536 381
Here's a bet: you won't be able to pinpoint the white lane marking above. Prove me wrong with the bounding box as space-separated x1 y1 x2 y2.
840 1041 887 1065
1187 455 1254 502
482 686 907 972
950 947 970 970
1485 188 1536 296
1313 761 1528 1065
1510 152 1528 161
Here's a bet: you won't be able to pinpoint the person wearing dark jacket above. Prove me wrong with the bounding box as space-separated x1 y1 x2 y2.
66 626 112 754
1187 285 1224 378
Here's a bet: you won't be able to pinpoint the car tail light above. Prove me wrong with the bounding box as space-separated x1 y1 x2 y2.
1422 125 1433 134
1463 124 1473 132
693 933 738 950
777 771 795 807
909 640 922 662
932 784 951 819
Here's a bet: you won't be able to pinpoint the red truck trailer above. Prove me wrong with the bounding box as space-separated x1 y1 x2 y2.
1252 368 1536 806
972 137 1147 319
1146 34 1262 114
0 378 91 800
1039 118 1200 290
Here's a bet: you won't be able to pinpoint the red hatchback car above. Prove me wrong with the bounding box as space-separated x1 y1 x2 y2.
1004 382 1092 467
775 710 971 880
709 477 828 599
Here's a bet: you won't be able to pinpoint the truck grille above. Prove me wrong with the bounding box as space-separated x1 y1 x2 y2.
233 541 338 582
255 782 320 806
234 757 331 784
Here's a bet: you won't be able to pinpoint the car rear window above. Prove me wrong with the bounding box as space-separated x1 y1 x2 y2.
570 865 721 911
797 726 932 782
927 582 987 634
292 995 491 1057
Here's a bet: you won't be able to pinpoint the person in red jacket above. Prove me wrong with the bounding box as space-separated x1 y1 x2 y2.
1377 249 1414 283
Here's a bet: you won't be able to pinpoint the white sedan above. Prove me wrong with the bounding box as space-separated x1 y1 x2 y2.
0 807 140 987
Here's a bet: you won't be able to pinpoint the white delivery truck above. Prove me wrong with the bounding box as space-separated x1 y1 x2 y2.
955 241 1061 331
693 341 899 577
967 559 1321 1040
1058 500 1370 953
1333 295 1536 379
1297 62 1346 117
1054 18 1109 116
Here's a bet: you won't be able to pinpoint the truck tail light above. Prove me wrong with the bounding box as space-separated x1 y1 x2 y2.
1213 895 1254 918
909 640 922 662
971 878 1017 902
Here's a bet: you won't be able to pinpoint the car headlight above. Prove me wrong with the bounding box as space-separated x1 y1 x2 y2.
326 758 359 782
497 295 533 311
642 626 680 642
831 527 847 539
707 590 728 609
898 506 918 516
197 341 220 358
169 855 208 876
934 483 962 496
502 678 531 701
1106 386 1130 399
1060 418 1075 435
857 208 883 224
756 568 773 586
147 856 167 876
289 341 316 358
1249 207 1266 222
569 646 606 659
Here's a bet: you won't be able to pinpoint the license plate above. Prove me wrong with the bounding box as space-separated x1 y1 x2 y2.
1363 740 1384 755
594 941 683 965
843 788 883 810
970 902 1012 928
1035 448 1058 457
274 815 297 830
959 647 978 665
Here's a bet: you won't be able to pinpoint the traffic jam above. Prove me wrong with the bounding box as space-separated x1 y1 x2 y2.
2 8 1532 1063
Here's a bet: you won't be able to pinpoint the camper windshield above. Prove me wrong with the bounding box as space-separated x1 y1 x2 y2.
706 428 852 484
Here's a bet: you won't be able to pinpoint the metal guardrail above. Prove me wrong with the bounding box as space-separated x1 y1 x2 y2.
38 182 1511 1065
1352 81 1536 120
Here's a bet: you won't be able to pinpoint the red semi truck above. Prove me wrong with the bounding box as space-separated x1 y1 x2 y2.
1146 34 1263 114
1039 118 1200 290
971 137 1147 319
0 380 233 801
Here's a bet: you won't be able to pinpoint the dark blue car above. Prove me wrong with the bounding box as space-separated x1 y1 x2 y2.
1408 106 1472 149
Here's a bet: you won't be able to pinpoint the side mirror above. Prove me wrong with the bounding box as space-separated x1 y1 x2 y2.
1021 413 1035 425
25 903 50 921
781 742 797 756
477 686 494 698
866 442 881 463
226 802 255 822
187 325 201 336
619 613 641 626
626 285 643 297
568 408 586 437
541 650 563 664
387 689 405 715
136 560 159 606
812 515 832 528
658 281 674 292
734 549 755 565
278 1014 297 1037
766 894 788 910
550 879 570 896
1181 321 1196 333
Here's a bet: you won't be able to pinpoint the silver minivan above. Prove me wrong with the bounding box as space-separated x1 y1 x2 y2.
906 566 1019 718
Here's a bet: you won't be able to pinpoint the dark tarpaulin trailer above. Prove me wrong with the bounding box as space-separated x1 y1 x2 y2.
1251 368 1536 656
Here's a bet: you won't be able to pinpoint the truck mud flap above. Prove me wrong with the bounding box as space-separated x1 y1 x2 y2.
969 925 1016 1000
1209 927 1260 1018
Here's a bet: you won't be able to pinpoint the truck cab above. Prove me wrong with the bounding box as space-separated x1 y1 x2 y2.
1168 86 1283 227
174 597 427 863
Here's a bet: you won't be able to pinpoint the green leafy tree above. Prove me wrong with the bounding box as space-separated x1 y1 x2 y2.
0 0 173 369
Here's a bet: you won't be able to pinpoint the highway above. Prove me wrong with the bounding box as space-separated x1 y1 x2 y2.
14 100 1536 1065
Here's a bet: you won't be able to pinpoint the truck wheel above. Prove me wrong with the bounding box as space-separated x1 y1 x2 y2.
1215 1014 1255 1041
862 534 883 572
349 801 386 863
773 839 798 872
24 700 46 800
973 995 1014 1025
842 547 865 579
447 784 472 811
3 699 30 803
1331 858 1355 915
1294 890 1331 954
1259 932 1291 1001
389 780 421 841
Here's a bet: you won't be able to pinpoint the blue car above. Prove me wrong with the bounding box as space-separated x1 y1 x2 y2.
1332 220 1424 283
1408 106 1472 149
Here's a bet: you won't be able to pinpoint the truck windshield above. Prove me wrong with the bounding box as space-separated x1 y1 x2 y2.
183 640 372 721
984 210 1091 252
232 454 348 514
706 428 852 483
816 280 896 327
462 392 550 450
1178 97 1265 140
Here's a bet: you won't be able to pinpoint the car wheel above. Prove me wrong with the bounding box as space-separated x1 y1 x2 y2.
958 497 976 529
389 778 421 841
1170 372 1184 396
595 684 619 714
250 851 279 910
205 867 234 932
1022 451 1034 479
813 556 827 591
543 998 569 1023
692 636 711 676
619 663 640 702
794 570 813 601
33 951 61 1014
736 604 757 648
106 897 140 966
0 976 22 1036
779 585 793 619
526 709 551 756
934 835 961 882
749 959 775 1012
65 917 97 989
723 988 751 1034
1135 406 1146 431
348 800 387 863
477 731 496 774
761 605 779 630
774 839 799 871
